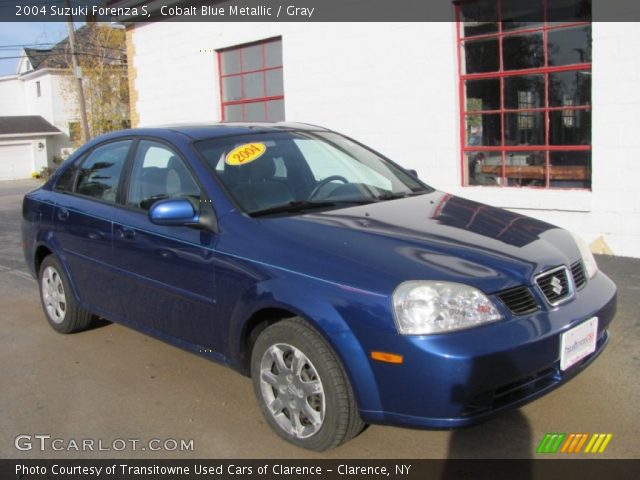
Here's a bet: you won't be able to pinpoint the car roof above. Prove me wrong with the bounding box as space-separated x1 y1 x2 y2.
114 122 330 141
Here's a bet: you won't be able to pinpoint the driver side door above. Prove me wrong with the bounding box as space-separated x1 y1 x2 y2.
110 139 221 351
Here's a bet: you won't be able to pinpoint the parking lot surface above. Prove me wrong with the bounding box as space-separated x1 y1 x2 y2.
1 179 638 459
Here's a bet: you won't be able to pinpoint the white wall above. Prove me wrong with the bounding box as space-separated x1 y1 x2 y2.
14 70 75 164
0 76 26 115
131 22 459 171
130 22 640 258
24 74 54 120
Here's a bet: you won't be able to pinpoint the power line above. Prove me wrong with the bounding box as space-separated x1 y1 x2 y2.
0 43 59 49
0 43 126 52
0 53 126 63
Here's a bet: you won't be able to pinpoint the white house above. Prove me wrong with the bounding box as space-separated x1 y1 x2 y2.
120 5 640 258
0 23 130 180
0 115 63 180
0 44 83 179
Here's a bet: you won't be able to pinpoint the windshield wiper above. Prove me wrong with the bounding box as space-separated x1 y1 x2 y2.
374 190 428 201
250 200 354 217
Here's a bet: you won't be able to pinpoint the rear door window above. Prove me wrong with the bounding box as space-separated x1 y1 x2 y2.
75 140 132 203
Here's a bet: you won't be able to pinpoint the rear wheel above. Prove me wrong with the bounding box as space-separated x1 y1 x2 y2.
251 318 365 451
39 255 94 334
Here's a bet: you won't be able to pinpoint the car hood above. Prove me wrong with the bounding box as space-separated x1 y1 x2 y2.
224 190 580 296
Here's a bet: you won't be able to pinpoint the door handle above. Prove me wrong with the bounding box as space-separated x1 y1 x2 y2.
116 228 136 240
57 208 69 221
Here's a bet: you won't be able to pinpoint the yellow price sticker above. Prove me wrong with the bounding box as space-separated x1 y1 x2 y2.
225 143 267 166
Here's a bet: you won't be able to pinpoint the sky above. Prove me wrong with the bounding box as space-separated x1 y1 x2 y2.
0 22 70 76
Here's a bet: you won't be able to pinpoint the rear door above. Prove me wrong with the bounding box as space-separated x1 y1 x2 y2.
52 139 133 317
110 139 220 351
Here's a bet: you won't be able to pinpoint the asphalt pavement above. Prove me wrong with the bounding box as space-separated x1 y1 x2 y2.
0 179 638 459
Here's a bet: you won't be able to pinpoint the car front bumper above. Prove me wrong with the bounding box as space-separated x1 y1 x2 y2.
353 271 617 428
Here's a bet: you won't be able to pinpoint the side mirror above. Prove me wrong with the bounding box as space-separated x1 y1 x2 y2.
149 198 198 227
406 169 419 179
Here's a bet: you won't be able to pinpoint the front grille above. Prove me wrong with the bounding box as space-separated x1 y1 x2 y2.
491 367 557 409
496 286 539 315
462 366 557 416
536 266 573 306
571 261 587 290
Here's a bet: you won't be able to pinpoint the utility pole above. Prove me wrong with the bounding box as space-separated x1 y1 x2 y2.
65 0 90 142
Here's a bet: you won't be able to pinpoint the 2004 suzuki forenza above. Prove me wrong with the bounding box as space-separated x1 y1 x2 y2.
22 123 616 450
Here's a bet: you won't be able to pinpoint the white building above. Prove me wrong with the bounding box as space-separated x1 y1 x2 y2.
121 11 640 257
0 45 82 179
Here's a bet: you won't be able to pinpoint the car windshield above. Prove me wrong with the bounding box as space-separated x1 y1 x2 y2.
194 130 431 216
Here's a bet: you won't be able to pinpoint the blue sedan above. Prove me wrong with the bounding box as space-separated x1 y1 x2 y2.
22 123 616 450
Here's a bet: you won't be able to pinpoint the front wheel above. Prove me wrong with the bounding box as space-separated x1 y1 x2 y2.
251 318 364 451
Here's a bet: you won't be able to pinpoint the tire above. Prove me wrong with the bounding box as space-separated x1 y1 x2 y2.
251 317 365 451
38 255 94 334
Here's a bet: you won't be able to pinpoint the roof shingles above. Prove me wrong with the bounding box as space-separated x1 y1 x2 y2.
0 116 61 135
22 25 126 73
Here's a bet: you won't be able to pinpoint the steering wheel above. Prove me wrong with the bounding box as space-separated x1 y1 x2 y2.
308 175 349 200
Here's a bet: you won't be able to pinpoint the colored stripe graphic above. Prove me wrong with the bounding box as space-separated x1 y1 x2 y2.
540 433 613 454
584 433 613 453
574 434 589 453
536 433 566 453
560 433 589 453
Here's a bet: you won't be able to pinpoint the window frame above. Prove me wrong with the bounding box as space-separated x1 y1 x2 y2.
217 37 284 122
455 2 592 190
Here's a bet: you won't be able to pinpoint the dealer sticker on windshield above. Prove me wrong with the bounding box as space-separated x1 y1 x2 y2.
225 142 267 166
560 316 598 371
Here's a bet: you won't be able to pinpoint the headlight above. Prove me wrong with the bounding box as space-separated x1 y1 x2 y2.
570 231 598 279
392 281 502 335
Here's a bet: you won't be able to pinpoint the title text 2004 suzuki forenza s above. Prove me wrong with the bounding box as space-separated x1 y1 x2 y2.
23 123 616 450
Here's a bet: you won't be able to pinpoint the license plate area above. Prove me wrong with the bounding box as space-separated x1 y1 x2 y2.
560 316 598 371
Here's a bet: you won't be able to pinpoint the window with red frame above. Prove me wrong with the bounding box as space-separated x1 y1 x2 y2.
456 0 591 189
218 38 284 122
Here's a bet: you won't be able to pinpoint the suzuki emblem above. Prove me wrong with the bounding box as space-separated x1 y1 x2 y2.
550 276 563 295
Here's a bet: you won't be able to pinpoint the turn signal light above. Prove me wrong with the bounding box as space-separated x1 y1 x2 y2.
370 351 404 364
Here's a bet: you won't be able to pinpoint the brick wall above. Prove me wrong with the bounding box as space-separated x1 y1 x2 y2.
125 26 139 128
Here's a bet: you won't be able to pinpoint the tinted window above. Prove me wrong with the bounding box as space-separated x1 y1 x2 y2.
549 70 591 107
76 140 131 202
547 26 591 66
463 38 499 74
54 155 85 192
459 0 498 37
504 75 544 109
127 141 201 211
465 79 500 111
503 33 544 70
